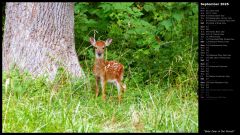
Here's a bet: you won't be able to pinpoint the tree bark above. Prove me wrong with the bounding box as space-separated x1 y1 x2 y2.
2 2 84 80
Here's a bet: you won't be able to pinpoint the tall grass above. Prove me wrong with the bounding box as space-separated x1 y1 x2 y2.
2 61 198 133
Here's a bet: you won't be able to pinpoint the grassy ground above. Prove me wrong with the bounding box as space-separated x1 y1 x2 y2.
2 67 198 133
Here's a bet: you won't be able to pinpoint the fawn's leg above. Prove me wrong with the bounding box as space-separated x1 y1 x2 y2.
116 80 122 102
119 82 126 93
119 72 126 93
95 76 100 97
101 78 106 101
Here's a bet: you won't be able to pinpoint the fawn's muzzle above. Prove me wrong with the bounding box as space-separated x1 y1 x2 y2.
97 52 102 56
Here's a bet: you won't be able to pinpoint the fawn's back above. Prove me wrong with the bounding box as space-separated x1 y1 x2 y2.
93 59 124 81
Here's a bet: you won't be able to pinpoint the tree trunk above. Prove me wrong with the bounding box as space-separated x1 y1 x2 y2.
2 2 84 80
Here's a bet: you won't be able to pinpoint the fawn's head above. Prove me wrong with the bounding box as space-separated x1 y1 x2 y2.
90 37 112 59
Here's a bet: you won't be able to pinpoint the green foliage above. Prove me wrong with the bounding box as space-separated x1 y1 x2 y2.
2 2 6 40
74 2 198 86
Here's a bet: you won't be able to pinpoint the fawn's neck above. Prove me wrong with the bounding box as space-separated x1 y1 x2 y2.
95 58 105 67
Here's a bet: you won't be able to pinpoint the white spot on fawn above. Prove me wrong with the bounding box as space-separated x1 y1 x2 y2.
106 64 111 68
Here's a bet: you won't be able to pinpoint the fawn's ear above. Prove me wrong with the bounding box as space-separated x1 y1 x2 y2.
90 37 96 46
105 38 112 46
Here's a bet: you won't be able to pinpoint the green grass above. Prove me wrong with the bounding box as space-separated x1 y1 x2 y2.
2 67 198 133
